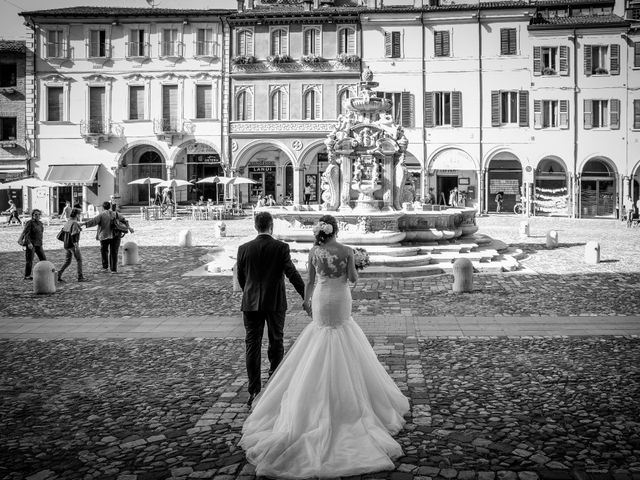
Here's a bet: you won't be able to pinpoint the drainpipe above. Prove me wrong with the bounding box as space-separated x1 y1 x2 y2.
570 28 578 218
220 16 227 183
477 7 484 215
421 3 427 202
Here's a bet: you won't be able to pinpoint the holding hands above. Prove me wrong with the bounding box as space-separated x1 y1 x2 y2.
302 300 312 316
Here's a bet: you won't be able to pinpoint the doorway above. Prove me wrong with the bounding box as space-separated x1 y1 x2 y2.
437 176 458 205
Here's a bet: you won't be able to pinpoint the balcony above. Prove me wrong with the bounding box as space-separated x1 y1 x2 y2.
194 41 217 59
153 118 185 145
80 117 112 147
126 41 151 60
159 41 184 60
87 42 111 61
231 57 360 75
45 43 70 62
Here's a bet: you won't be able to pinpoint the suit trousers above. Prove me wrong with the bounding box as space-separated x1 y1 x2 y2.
243 310 286 395
100 236 121 272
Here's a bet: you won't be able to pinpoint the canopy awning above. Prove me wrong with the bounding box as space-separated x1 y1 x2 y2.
44 164 99 186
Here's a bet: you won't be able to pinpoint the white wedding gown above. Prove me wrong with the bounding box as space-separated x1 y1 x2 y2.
240 245 410 479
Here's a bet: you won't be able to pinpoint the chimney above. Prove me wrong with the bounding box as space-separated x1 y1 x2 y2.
304 0 313 10
246 0 254 9
237 0 244 12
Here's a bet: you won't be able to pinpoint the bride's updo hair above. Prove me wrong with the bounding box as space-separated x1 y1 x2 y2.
313 215 338 246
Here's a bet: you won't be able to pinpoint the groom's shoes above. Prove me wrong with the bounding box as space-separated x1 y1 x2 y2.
247 393 257 408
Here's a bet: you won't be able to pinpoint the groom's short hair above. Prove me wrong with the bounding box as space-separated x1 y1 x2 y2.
255 211 273 233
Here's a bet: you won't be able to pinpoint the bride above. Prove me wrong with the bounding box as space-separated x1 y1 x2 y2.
240 215 410 478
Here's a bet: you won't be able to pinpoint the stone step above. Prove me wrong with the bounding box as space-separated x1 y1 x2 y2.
360 263 446 278
429 249 500 263
368 254 434 267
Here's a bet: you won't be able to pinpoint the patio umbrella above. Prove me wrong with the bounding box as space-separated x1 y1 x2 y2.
227 176 257 205
0 177 63 189
128 177 164 206
155 179 193 210
196 176 223 204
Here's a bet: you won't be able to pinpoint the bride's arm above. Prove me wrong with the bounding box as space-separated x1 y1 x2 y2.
303 252 315 316
347 248 358 284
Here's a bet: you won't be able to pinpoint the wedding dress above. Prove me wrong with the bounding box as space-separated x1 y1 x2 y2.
240 244 410 479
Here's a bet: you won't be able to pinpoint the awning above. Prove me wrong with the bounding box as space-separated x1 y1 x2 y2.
430 149 476 171
44 164 99 186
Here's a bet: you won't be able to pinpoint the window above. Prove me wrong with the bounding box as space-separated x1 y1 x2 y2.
303 27 321 56
46 29 66 58
270 28 288 56
425 91 462 127
196 85 212 119
303 88 320 120
235 88 253 121
88 86 106 134
434 31 450 57
162 85 179 131
161 29 181 57
533 99 569 129
128 28 148 57
88 29 108 58
270 88 287 120
376 91 413 127
196 28 215 57
491 90 529 127
337 27 356 55
634 99 640 129
129 85 145 120
584 44 620 75
236 29 253 57
47 86 64 121
0 63 17 87
384 31 401 58
0 117 16 140
584 99 620 129
338 88 352 115
500 28 516 55
635 43 640 68
533 46 569 76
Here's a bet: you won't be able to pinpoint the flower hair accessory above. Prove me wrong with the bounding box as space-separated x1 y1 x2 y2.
312 221 334 236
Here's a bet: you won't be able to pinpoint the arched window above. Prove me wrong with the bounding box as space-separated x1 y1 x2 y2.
270 88 287 120
303 88 320 120
303 27 320 56
236 29 253 56
337 27 356 55
235 89 252 121
338 88 352 115
270 28 288 56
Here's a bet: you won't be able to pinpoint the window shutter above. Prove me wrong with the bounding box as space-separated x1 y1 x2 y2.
559 100 569 129
533 46 541 76
583 99 592 129
162 85 178 129
129 86 144 120
425 91 434 128
434 32 442 57
610 98 620 129
282 30 289 56
559 46 569 75
246 31 254 56
519 90 529 127
491 91 500 126
314 90 320 119
48 86 63 121
348 29 355 54
635 42 640 68
500 29 511 55
246 90 253 120
400 91 413 127
443 31 450 56
392 31 401 58
610 44 620 75
509 29 517 55
196 85 212 119
282 91 289 119
634 99 640 129
451 91 462 127
534 99 542 129
384 32 392 57
314 29 321 55
584 45 592 75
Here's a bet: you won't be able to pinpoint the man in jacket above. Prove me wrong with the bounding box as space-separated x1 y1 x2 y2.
236 211 305 407
82 201 133 273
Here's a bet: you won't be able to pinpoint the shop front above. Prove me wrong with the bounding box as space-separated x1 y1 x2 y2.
184 143 223 203
44 164 100 214
534 157 569 216
580 158 616 218
486 153 522 213
429 148 478 209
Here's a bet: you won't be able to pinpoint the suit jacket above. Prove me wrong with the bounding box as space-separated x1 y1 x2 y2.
237 234 305 312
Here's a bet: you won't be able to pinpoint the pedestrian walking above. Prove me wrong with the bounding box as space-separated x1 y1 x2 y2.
19 209 46 280
304 182 312 205
82 201 133 274
3 199 20 224
61 201 72 221
495 192 504 213
57 208 87 283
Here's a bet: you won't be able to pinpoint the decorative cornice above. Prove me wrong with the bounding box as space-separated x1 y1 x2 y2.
230 121 334 134
231 59 360 75
83 73 115 83
156 72 187 81
123 73 153 82
41 73 72 83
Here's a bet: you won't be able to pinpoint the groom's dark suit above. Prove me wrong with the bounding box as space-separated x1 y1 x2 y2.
237 233 305 396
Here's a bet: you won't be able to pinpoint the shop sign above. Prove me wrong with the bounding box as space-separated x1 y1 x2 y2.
250 166 275 172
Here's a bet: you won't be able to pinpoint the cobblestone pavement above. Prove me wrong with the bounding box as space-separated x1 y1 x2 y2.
1 214 639 480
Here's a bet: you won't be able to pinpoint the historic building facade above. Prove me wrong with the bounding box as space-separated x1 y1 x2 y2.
15 0 640 218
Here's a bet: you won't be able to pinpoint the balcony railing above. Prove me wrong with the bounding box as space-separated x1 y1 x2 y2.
159 41 184 58
45 42 69 60
87 42 111 59
80 117 112 147
195 40 216 58
126 41 151 58
153 118 184 145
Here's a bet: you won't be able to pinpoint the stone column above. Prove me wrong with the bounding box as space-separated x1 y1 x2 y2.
339 155 352 212
293 166 304 206
481 169 487 213
382 154 394 211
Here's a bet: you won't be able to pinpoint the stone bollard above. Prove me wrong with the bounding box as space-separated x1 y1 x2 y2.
178 229 193 247
402 202 414 211
33 260 56 294
452 258 473 293
519 221 530 237
122 240 139 265
216 221 227 238
546 230 558 249
585 241 600 264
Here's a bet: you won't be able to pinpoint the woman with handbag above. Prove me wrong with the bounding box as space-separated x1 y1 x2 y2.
57 208 87 283
19 209 47 280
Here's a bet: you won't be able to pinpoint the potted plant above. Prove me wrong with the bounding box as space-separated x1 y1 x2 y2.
267 54 293 64
542 66 556 75
232 55 257 65
301 54 325 63
336 53 360 64
594 67 608 75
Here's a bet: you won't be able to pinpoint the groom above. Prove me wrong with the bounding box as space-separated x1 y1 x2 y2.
236 211 305 407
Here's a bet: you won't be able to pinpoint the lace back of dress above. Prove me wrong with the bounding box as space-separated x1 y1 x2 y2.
312 245 348 279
